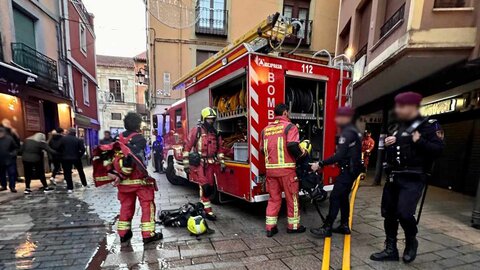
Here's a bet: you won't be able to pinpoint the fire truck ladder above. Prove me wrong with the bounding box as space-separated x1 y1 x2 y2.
312 51 354 107
173 12 295 88
321 173 365 270
333 54 354 108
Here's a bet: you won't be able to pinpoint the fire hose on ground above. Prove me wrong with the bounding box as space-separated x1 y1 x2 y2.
321 173 365 270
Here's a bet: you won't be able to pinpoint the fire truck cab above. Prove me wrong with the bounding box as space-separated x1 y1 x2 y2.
161 13 352 203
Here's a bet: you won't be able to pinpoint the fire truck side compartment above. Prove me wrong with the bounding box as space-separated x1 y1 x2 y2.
285 76 326 161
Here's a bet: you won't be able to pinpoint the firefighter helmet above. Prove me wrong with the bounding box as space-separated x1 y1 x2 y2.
201 107 217 121
299 140 312 154
187 215 207 235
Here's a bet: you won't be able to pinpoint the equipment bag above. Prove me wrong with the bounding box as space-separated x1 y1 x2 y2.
158 202 205 227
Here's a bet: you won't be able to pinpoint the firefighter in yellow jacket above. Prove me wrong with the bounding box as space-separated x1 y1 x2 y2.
183 107 225 221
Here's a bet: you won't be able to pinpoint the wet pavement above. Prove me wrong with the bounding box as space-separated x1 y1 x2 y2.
1 168 480 269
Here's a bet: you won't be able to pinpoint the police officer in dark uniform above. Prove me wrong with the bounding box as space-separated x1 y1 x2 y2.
310 106 362 238
370 92 444 263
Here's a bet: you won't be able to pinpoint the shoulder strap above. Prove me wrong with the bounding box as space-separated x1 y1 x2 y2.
119 132 139 144
406 117 429 134
192 126 202 151
284 123 294 136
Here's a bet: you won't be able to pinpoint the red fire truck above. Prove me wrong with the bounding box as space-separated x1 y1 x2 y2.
161 13 353 203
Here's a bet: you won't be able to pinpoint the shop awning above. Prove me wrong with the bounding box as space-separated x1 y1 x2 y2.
74 113 100 130
0 61 38 95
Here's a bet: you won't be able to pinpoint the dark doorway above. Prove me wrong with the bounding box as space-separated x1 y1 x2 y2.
43 101 58 134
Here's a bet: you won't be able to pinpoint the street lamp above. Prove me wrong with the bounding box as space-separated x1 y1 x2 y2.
136 67 148 85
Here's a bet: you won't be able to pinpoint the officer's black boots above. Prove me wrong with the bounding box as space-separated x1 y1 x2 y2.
143 232 163 244
310 223 332 238
403 237 419 263
287 225 306 234
332 223 351 235
266 226 279 237
120 230 133 246
370 237 400 261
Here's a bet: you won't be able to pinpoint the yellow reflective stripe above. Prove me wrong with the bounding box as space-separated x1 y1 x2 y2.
291 194 300 230
264 139 269 161
140 222 155 231
287 217 300 223
266 163 296 169
95 176 112 181
277 137 285 164
266 216 278 225
117 221 131 230
150 202 155 223
119 179 153 185
202 201 211 208
197 135 203 154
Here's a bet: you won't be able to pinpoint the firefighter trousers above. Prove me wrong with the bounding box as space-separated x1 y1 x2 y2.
265 171 300 230
117 185 156 239
191 163 218 214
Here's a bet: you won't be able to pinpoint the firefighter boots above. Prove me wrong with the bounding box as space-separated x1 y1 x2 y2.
287 225 306 234
332 223 351 235
143 232 163 245
120 230 133 246
266 226 279 237
310 223 332 238
370 237 400 261
403 237 419 263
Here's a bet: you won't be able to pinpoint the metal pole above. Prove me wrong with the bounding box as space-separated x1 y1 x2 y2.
472 177 480 229
373 107 389 185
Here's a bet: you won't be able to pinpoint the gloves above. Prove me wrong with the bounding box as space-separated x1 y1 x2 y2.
310 161 324 172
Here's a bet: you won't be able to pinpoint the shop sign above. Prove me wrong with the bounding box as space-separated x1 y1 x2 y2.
420 99 457 116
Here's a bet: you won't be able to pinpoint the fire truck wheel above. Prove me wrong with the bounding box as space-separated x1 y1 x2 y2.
166 156 187 185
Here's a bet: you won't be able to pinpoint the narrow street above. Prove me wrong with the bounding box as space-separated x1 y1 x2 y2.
0 169 479 270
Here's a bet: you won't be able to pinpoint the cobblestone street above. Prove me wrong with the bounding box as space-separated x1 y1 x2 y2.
1 168 480 270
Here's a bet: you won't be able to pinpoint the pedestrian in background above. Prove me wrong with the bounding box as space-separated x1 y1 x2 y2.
1 119 20 192
20 133 56 194
152 135 163 173
0 126 18 193
48 128 64 186
362 130 375 171
1 119 20 147
100 130 114 145
59 128 88 193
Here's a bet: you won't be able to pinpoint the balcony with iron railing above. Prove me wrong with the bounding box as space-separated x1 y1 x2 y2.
195 7 228 36
283 18 313 46
380 3 406 39
11 42 58 91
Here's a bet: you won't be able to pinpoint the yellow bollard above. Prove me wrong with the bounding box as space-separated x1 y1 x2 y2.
341 173 364 270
